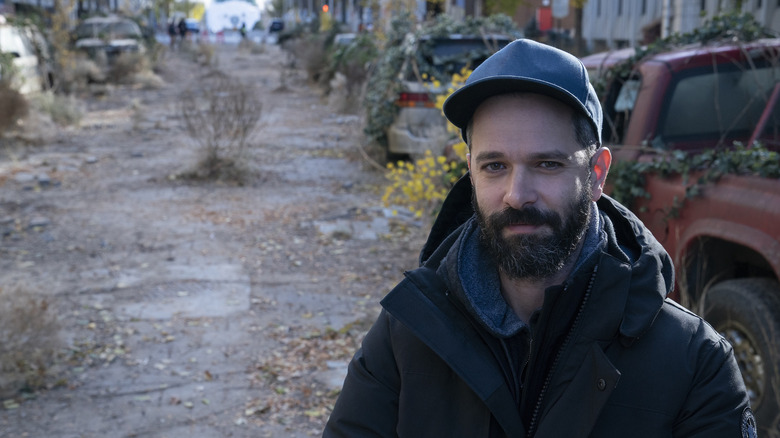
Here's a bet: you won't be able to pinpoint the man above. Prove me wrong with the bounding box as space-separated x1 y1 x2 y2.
323 39 753 437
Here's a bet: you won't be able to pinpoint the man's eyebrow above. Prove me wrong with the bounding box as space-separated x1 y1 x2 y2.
473 151 505 163
527 151 575 162
473 150 576 163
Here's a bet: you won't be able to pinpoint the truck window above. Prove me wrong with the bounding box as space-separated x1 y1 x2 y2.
602 77 639 144
660 63 780 149
614 79 639 112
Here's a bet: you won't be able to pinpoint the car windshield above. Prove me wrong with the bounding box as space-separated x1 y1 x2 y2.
75 20 141 39
404 36 511 82
660 62 780 146
0 26 35 56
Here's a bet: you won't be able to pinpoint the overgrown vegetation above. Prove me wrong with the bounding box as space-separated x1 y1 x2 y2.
599 12 780 213
0 53 29 132
179 74 262 183
594 11 776 96
381 66 470 219
0 285 62 398
28 92 84 126
362 13 519 148
610 144 780 215
325 33 378 112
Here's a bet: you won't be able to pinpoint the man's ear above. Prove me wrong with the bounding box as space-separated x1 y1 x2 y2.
590 147 612 201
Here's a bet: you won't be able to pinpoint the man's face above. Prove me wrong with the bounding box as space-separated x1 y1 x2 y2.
467 93 608 281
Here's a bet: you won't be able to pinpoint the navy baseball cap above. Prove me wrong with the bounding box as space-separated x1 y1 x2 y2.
442 39 602 145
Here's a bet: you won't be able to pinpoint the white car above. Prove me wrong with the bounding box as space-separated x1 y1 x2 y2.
0 15 52 94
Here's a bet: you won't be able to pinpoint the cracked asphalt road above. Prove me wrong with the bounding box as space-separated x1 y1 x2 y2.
0 42 426 437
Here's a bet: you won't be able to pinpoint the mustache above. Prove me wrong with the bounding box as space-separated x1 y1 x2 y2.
488 206 562 230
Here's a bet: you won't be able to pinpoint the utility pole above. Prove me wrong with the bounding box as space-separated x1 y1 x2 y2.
662 0 672 38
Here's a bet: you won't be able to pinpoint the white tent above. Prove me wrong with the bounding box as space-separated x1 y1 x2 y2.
204 1 261 33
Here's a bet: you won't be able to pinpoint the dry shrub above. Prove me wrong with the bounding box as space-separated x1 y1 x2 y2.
238 38 253 52
0 285 62 397
250 41 266 55
0 82 29 132
179 74 262 183
195 43 217 67
108 52 149 83
57 56 105 93
284 34 328 83
147 42 168 73
29 91 84 126
238 38 266 55
130 70 164 89
327 72 362 114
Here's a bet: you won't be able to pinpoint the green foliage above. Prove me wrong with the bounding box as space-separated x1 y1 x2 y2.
0 52 18 86
610 144 780 216
363 13 520 147
595 11 776 95
327 32 378 97
330 33 378 71
362 14 414 145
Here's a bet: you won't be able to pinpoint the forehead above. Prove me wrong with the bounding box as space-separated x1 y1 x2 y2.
470 93 579 153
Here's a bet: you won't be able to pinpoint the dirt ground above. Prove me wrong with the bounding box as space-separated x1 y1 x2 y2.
0 42 427 437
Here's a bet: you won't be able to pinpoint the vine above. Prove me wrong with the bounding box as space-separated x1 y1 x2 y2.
597 11 780 218
594 11 777 96
362 13 520 147
610 144 780 216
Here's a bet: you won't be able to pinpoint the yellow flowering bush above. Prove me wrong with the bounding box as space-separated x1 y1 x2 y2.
381 68 472 219
382 151 465 218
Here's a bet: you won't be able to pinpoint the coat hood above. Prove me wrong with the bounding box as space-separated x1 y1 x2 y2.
419 174 675 342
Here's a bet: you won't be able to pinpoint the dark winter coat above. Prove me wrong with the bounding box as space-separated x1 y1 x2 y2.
323 176 751 437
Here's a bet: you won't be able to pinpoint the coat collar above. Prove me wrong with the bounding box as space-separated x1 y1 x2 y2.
381 268 526 437
420 173 673 342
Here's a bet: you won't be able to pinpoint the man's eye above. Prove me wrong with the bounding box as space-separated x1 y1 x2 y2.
539 161 562 169
484 163 505 172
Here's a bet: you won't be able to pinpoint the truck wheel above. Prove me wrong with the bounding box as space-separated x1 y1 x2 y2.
702 278 780 434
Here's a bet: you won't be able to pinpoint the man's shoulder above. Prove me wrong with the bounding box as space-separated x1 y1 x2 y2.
647 298 730 352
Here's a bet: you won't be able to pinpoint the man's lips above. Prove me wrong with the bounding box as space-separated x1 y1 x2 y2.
503 223 546 235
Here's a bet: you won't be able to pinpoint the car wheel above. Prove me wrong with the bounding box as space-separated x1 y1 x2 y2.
702 277 780 435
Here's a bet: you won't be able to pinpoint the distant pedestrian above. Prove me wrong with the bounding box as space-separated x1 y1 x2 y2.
240 22 247 39
168 20 177 48
178 18 188 43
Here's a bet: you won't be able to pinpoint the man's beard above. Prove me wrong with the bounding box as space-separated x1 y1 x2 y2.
474 188 592 281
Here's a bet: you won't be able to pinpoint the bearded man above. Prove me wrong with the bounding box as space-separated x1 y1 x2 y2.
323 39 753 438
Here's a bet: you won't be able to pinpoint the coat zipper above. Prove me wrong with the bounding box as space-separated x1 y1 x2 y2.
526 265 599 437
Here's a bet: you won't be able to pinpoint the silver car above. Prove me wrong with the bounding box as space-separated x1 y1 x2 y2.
387 34 512 157
73 16 145 65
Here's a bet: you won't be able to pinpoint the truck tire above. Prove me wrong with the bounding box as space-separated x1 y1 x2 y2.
702 278 780 435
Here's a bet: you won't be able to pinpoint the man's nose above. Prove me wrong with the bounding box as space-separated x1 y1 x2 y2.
503 168 538 210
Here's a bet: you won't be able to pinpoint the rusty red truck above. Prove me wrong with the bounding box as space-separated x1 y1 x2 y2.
582 38 780 434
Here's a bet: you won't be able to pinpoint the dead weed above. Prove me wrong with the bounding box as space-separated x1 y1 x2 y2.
0 285 63 398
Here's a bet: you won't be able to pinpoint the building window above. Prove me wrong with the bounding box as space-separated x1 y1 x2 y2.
701 0 707 11
642 0 647 14
597 0 601 16
618 0 623 15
